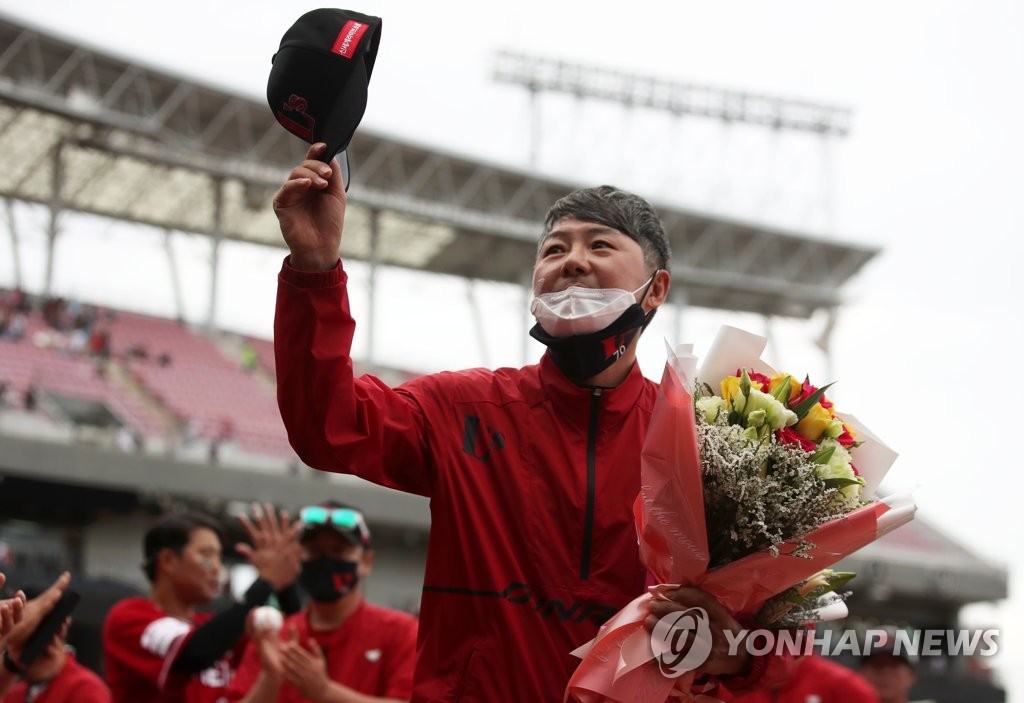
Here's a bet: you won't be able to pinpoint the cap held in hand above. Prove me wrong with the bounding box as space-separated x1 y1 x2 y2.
267 8 383 187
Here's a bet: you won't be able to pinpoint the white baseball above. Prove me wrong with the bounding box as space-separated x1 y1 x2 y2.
252 606 284 633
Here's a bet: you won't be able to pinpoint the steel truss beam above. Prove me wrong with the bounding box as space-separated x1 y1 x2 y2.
0 15 877 318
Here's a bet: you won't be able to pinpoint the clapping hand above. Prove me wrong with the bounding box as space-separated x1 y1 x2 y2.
236 502 303 592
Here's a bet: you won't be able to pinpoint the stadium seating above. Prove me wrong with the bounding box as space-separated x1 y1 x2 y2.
107 312 293 457
0 296 293 458
0 316 165 438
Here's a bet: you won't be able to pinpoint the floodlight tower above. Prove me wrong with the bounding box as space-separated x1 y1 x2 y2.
493 50 852 374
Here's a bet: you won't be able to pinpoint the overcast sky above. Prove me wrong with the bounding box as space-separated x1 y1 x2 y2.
1 0 1021 696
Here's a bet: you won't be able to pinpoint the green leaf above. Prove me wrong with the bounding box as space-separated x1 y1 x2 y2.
792 382 836 420
810 445 836 464
802 571 858 601
823 476 863 489
771 376 792 404
825 571 857 591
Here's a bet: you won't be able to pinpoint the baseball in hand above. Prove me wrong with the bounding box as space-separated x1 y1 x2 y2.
252 606 284 633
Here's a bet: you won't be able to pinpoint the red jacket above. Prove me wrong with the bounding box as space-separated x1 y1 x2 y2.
226 601 418 702
276 260 774 702
2 655 110 703
103 598 239 703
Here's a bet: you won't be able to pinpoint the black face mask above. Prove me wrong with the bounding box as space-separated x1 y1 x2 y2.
530 304 654 383
299 556 360 602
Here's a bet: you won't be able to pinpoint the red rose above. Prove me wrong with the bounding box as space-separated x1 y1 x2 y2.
736 368 773 388
776 427 817 453
837 427 856 447
792 377 833 410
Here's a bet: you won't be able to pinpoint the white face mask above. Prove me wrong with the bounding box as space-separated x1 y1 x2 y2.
530 275 655 338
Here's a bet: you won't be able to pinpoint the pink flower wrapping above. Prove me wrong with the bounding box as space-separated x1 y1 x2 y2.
565 333 914 703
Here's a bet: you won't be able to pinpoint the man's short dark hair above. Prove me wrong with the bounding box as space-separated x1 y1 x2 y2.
142 512 223 583
541 186 671 271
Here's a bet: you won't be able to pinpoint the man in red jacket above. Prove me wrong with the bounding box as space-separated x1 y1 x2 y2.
272 143 778 701
103 507 302 703
2 623 110 703
227 501 417 702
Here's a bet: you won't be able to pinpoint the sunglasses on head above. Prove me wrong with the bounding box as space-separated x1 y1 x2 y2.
299 506 369 542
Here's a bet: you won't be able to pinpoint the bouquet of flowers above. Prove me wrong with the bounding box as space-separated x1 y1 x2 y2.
565 326 915 703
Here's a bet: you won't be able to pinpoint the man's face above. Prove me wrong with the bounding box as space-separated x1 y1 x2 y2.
166 527 223 605
861 656 915 703
301 528 372 578
533 218 652 298
24 631 67 682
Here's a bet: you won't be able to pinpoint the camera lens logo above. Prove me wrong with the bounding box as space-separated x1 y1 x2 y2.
650 607 713 677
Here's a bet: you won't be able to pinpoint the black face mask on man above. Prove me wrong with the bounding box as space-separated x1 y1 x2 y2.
298 556 360 602
529 273 658 383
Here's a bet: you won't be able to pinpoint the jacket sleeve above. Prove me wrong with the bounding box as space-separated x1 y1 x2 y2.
274 257 434 497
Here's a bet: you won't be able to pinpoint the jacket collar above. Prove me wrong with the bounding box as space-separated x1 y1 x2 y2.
533 352 650 428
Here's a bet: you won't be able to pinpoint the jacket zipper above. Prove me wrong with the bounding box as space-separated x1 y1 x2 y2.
580 388 602 580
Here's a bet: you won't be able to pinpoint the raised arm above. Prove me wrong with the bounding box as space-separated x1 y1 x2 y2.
273 143 434 497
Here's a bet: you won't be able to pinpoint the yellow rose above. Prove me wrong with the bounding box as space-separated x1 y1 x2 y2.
795 402 833 442
721 374 762 404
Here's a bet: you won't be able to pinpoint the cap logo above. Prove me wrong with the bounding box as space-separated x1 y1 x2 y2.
332 20 370 58
277 93 315 140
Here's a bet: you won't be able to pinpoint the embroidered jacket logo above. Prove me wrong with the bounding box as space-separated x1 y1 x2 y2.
462 415 505 463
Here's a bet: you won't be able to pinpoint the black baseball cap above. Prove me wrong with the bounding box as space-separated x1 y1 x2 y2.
267 8 383 189
861 630 918 668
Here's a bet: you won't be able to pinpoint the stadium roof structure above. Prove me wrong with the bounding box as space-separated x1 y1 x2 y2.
839 515 1007 605
0 12 878 321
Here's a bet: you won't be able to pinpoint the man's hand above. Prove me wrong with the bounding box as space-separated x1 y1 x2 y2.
273 142 346 272
248 621 285 680
3 572 71 662
281 633 330 702
0 572 27 648
645 586 751 677
236 503 303 592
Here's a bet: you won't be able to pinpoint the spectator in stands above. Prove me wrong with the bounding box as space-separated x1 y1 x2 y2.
41 298 60 330
102 505 303 703
88 328 111 360
68 327 89 356
22 386 36 413
116 427 141 454
860 638 917 703
125 343 149 361
241 343 258 373
157 352 173 368
228 501 416 703
0 572 73 698
181 417 202 447
729 653 879 702
1 613 110 702
209 419 235 464
271 144 773 699
0 312 26 343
